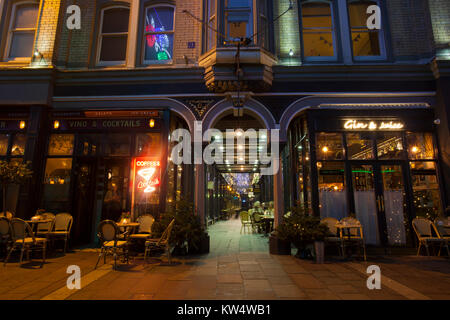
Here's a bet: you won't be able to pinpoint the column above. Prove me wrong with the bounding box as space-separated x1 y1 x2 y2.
126 0 140 67
273 156 284 229
194 163 206 225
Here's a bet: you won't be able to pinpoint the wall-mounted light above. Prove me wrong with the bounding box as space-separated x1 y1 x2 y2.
149 119 155 128
53 120 60 129
289 49 294 57
33 49 44 61
19 121 26 130
411 146 419 153
322 146 329 153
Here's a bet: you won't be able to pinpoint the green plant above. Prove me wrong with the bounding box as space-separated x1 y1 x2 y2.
0 160 33 215
275 203 329 251
152 199 207 252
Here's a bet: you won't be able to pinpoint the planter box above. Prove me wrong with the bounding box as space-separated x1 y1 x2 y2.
269 234 291 255
188 234 210 255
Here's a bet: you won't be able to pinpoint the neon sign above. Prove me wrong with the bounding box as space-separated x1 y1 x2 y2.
344 120 404 130
135 160 160 193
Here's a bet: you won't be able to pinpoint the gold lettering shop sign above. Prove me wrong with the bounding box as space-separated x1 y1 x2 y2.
343 120 404 131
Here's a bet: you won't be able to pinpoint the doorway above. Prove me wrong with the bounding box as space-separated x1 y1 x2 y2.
350 162 409 246
101 159 130 222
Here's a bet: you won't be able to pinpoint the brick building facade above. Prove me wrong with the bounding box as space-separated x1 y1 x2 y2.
0 0 448 247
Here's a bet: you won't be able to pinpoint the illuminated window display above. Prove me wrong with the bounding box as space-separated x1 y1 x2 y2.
144 6 175 63
288 109 444 247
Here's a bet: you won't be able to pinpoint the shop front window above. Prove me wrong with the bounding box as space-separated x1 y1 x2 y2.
76 134 101 156
407 132 435 160
318 162 347 220
48 134 74 156
42 158 73 212
346 132 374 160
0 134 9 155
11 133 26 156
316 132 344 160
136 133 161 157
104 134 130 156
376 132 404 160
410 161 442 218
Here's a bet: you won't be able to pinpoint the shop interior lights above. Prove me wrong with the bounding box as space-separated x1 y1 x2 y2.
19 121 26 129
149 119 155 128
53 120 60 129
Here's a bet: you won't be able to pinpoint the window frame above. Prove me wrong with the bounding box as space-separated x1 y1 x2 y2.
3 1 39 62
299 0 339 62
347 0 386 61
142 4 175 65
96 5 130 67
224 0 254 43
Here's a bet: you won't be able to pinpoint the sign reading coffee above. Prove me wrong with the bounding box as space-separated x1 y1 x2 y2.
343 119 404 131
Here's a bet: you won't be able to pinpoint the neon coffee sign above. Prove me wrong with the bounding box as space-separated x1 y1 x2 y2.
135 160 160 193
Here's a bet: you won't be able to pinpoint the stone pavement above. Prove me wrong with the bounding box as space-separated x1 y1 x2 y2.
0 218 449 300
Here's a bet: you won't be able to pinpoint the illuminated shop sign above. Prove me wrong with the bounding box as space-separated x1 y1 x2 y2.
343 120 404 130
51 119 160 130
134 159 161 193
131 157 161 217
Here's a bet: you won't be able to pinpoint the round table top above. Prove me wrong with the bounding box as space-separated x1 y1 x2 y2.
117 222 140 228
25 219 53 224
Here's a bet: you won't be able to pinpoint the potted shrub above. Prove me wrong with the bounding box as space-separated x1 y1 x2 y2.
0 160 33 216
275 204 329 263
152 199 209 255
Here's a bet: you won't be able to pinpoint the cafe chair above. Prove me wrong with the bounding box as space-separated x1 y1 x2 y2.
239 211 252 234
0 217 12 258
47 213 73 254
145 219 175 265
35 213 56 238
4 218 47 267
321 217 344 257
129 214 155 240
339 217 366 261
434 218 450 239
96 220 129 270
412 218 449 256
251 212 263 234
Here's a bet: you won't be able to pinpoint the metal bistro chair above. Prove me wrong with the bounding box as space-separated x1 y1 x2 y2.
95 220 129 270
251 211 263 234
0 217 12 258
47 213 73 254
321 217 344 257
35 213 55 238
434 217 450 240
144 219 175 264
239 211 252 234
4 218 47 267
412 217 449 256
129 214 155 240
339 217 367 261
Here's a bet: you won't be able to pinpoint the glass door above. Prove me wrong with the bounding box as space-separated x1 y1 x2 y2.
102 159 130 222
350 163 380 245
379 164 408 246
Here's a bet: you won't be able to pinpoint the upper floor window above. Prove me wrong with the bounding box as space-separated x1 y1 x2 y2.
225 0 253 42
300 1 336 59
348 0 384 58
299 0 387 62
143 5 175 64
97 6 130 65
204 0 271 52
4 1 39 60
206 0 216 51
